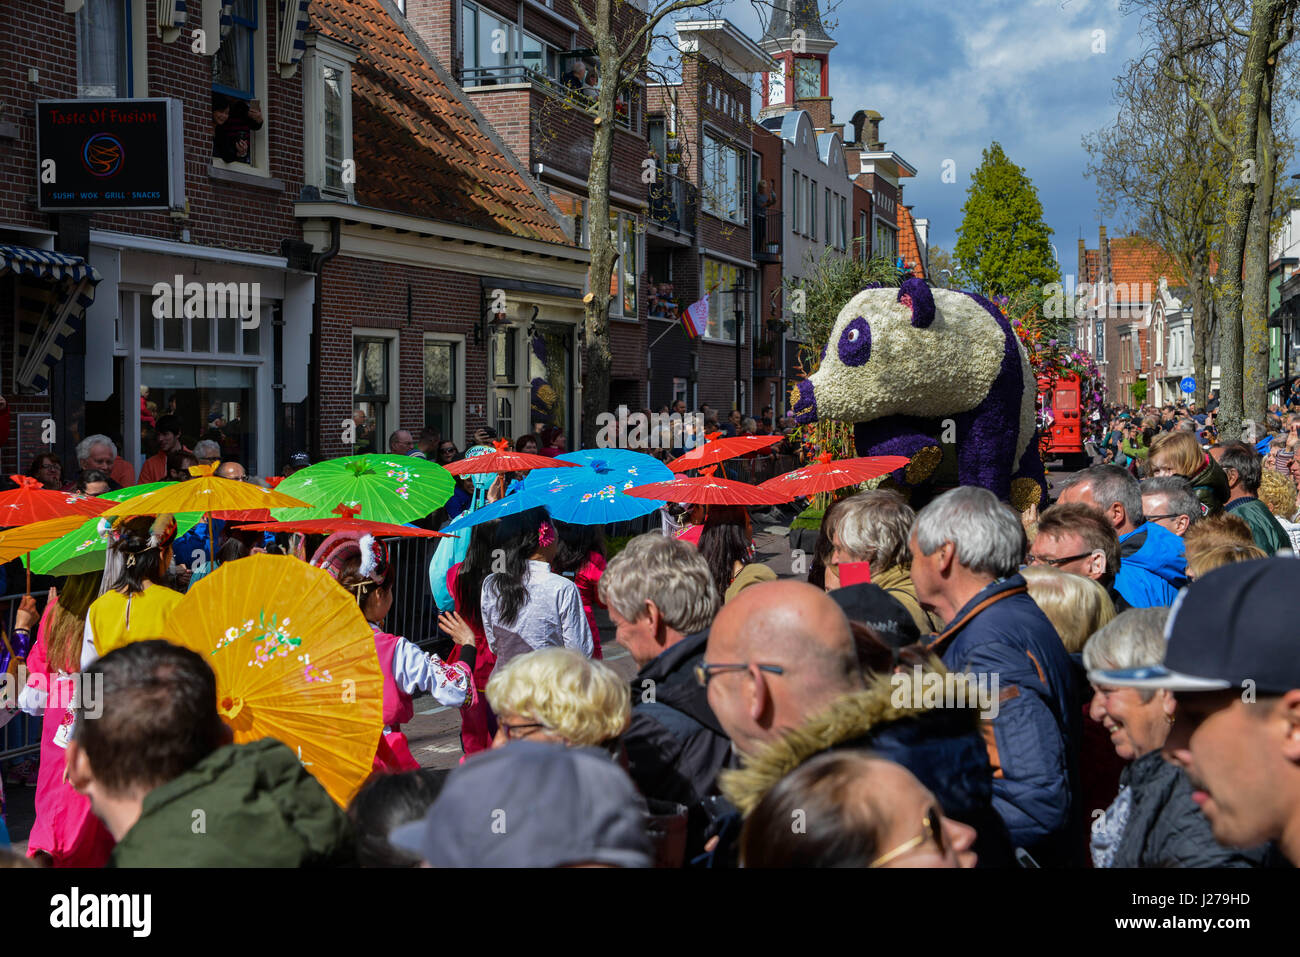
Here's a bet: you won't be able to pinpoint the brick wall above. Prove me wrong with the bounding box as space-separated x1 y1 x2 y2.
316 253 486 459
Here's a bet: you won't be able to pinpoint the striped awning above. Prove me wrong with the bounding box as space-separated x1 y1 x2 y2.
277 0 311 76
0 245 102 393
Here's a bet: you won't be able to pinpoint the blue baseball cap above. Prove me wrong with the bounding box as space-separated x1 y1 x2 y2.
1089 558 1300 693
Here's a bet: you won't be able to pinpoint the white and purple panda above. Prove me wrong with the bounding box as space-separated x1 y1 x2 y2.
789 278 1049 510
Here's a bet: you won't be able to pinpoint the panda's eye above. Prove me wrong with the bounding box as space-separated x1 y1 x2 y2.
847 329 860 342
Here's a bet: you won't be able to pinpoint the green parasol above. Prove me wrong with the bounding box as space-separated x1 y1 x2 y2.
27 483 203 577
270 454 455 523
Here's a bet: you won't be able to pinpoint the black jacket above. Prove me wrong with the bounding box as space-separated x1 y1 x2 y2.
621 631 731 810
1109 749 1260 868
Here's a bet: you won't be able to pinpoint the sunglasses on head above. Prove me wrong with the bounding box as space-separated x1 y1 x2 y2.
869 804 946 868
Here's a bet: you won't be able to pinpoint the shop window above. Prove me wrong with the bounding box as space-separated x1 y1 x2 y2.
352 336 391 455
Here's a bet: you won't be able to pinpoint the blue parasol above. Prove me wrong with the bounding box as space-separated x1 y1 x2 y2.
521 449 673 525
437 480 551 533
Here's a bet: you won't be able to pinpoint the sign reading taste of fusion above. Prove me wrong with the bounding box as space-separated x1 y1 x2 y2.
36 99 185 211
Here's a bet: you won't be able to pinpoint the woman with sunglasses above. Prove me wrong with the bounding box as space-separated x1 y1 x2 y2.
739 751 977 868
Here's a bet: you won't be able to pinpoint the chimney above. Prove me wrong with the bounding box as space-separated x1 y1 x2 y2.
1099 224 1109 312
863 110 884 150
1077 238 1086 281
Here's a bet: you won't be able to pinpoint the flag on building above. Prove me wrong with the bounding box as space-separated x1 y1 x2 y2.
682 295 709 339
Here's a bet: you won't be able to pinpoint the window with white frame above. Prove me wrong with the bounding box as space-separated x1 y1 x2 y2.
703 132 745 224
791 170 802 235
809 179 817 238
77 0 134 97
353 334 396 455
702 258 740 342
304 38 355 200
607 209 640 318
424 337 460 445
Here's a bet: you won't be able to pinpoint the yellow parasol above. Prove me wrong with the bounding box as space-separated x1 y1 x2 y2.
101 463 312 562
0 514 91 565
157 554 385 806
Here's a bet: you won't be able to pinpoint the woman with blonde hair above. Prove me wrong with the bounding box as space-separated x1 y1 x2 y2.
1182 513 1265 579
1147 430 1229 515
1021 566 1116 655
486 647 630 750
1258 470 1300 552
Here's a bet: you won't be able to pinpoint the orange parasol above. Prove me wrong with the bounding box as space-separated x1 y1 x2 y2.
158 554 384 806
757 452 912 497
623 474 794 507
668 435 783 473
443 438 580 476
235 502 451 538
0 515 92 563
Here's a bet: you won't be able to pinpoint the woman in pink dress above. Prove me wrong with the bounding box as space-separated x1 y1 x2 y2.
551 521 606 660
17 574 115 867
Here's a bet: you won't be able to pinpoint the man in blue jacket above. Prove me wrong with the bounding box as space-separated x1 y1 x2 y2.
1057 464 1186 607
910 486 1081 866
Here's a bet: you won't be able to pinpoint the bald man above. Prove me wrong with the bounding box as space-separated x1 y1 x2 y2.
704 580 863 756
707 580 1013 867
215 461 246 481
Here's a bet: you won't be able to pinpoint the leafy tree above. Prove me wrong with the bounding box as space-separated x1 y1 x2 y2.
954 142 1061 298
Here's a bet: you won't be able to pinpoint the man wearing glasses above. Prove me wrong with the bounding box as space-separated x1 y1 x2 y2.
1025 502 1127 612
702 578 1012 867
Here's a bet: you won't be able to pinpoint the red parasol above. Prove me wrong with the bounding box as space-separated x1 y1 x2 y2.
0 476 112 525
623 475 794 507
757 452 912 497
0 476 113 590
234 502 451 538
443 439 579 477
669 435 783 473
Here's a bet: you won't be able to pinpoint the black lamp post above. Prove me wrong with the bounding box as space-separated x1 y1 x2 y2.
730 278 749 417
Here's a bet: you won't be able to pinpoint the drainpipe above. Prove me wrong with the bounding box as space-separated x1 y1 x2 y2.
308 218 342 461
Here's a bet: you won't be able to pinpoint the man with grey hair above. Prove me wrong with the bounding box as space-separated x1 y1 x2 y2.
193 439 222 468
1139 475 1203 538
75 433 134 488
1058 464 1186 607
598 533 730 823
909 486 1080 866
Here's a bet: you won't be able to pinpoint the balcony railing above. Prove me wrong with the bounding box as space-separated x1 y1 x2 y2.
753 209 783 262
647 169 697 237
459 64 637 131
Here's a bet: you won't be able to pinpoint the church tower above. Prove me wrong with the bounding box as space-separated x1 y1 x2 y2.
758 0 836 127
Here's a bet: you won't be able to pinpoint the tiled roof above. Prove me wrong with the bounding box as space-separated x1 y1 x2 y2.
1107 236 1182 304
898 205 925 279
311 0 569 246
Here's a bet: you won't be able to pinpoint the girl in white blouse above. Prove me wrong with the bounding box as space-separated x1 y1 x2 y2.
481 507 594 667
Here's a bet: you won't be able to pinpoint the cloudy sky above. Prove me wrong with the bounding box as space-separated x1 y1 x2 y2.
716 0 1147 280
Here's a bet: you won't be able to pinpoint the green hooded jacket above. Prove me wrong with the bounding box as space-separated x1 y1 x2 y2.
109 738 355 868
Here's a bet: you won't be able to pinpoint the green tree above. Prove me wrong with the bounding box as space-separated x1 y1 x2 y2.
954 142 1061 298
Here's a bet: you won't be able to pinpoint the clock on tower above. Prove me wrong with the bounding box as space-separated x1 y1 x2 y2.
795 57 820 98
767 64 787 105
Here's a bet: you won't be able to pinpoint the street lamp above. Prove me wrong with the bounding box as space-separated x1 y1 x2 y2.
730 278 749 416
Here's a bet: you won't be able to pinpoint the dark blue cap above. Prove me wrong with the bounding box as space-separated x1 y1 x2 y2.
1090 557 1300 693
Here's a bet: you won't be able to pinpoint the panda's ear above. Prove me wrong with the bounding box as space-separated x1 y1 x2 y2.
897 278 935 329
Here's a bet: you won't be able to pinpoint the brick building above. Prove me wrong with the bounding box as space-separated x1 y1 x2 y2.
1 0 318 479
303 0 588 459
404 0 652 417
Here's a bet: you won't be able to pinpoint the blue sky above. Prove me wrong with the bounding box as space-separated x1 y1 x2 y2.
713 0 1145 280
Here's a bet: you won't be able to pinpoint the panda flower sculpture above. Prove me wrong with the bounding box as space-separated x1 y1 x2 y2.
789 278 1049 511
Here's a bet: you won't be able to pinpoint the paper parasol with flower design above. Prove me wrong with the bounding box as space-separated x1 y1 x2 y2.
27 483 204 577
667 435 783 474
757 452 912 497
0 475 111 525
519 448 674 525
443 438 579 476
158 554 384 807
271 454 455 524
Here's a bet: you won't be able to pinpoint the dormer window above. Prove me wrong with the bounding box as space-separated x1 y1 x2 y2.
304 35 356 201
